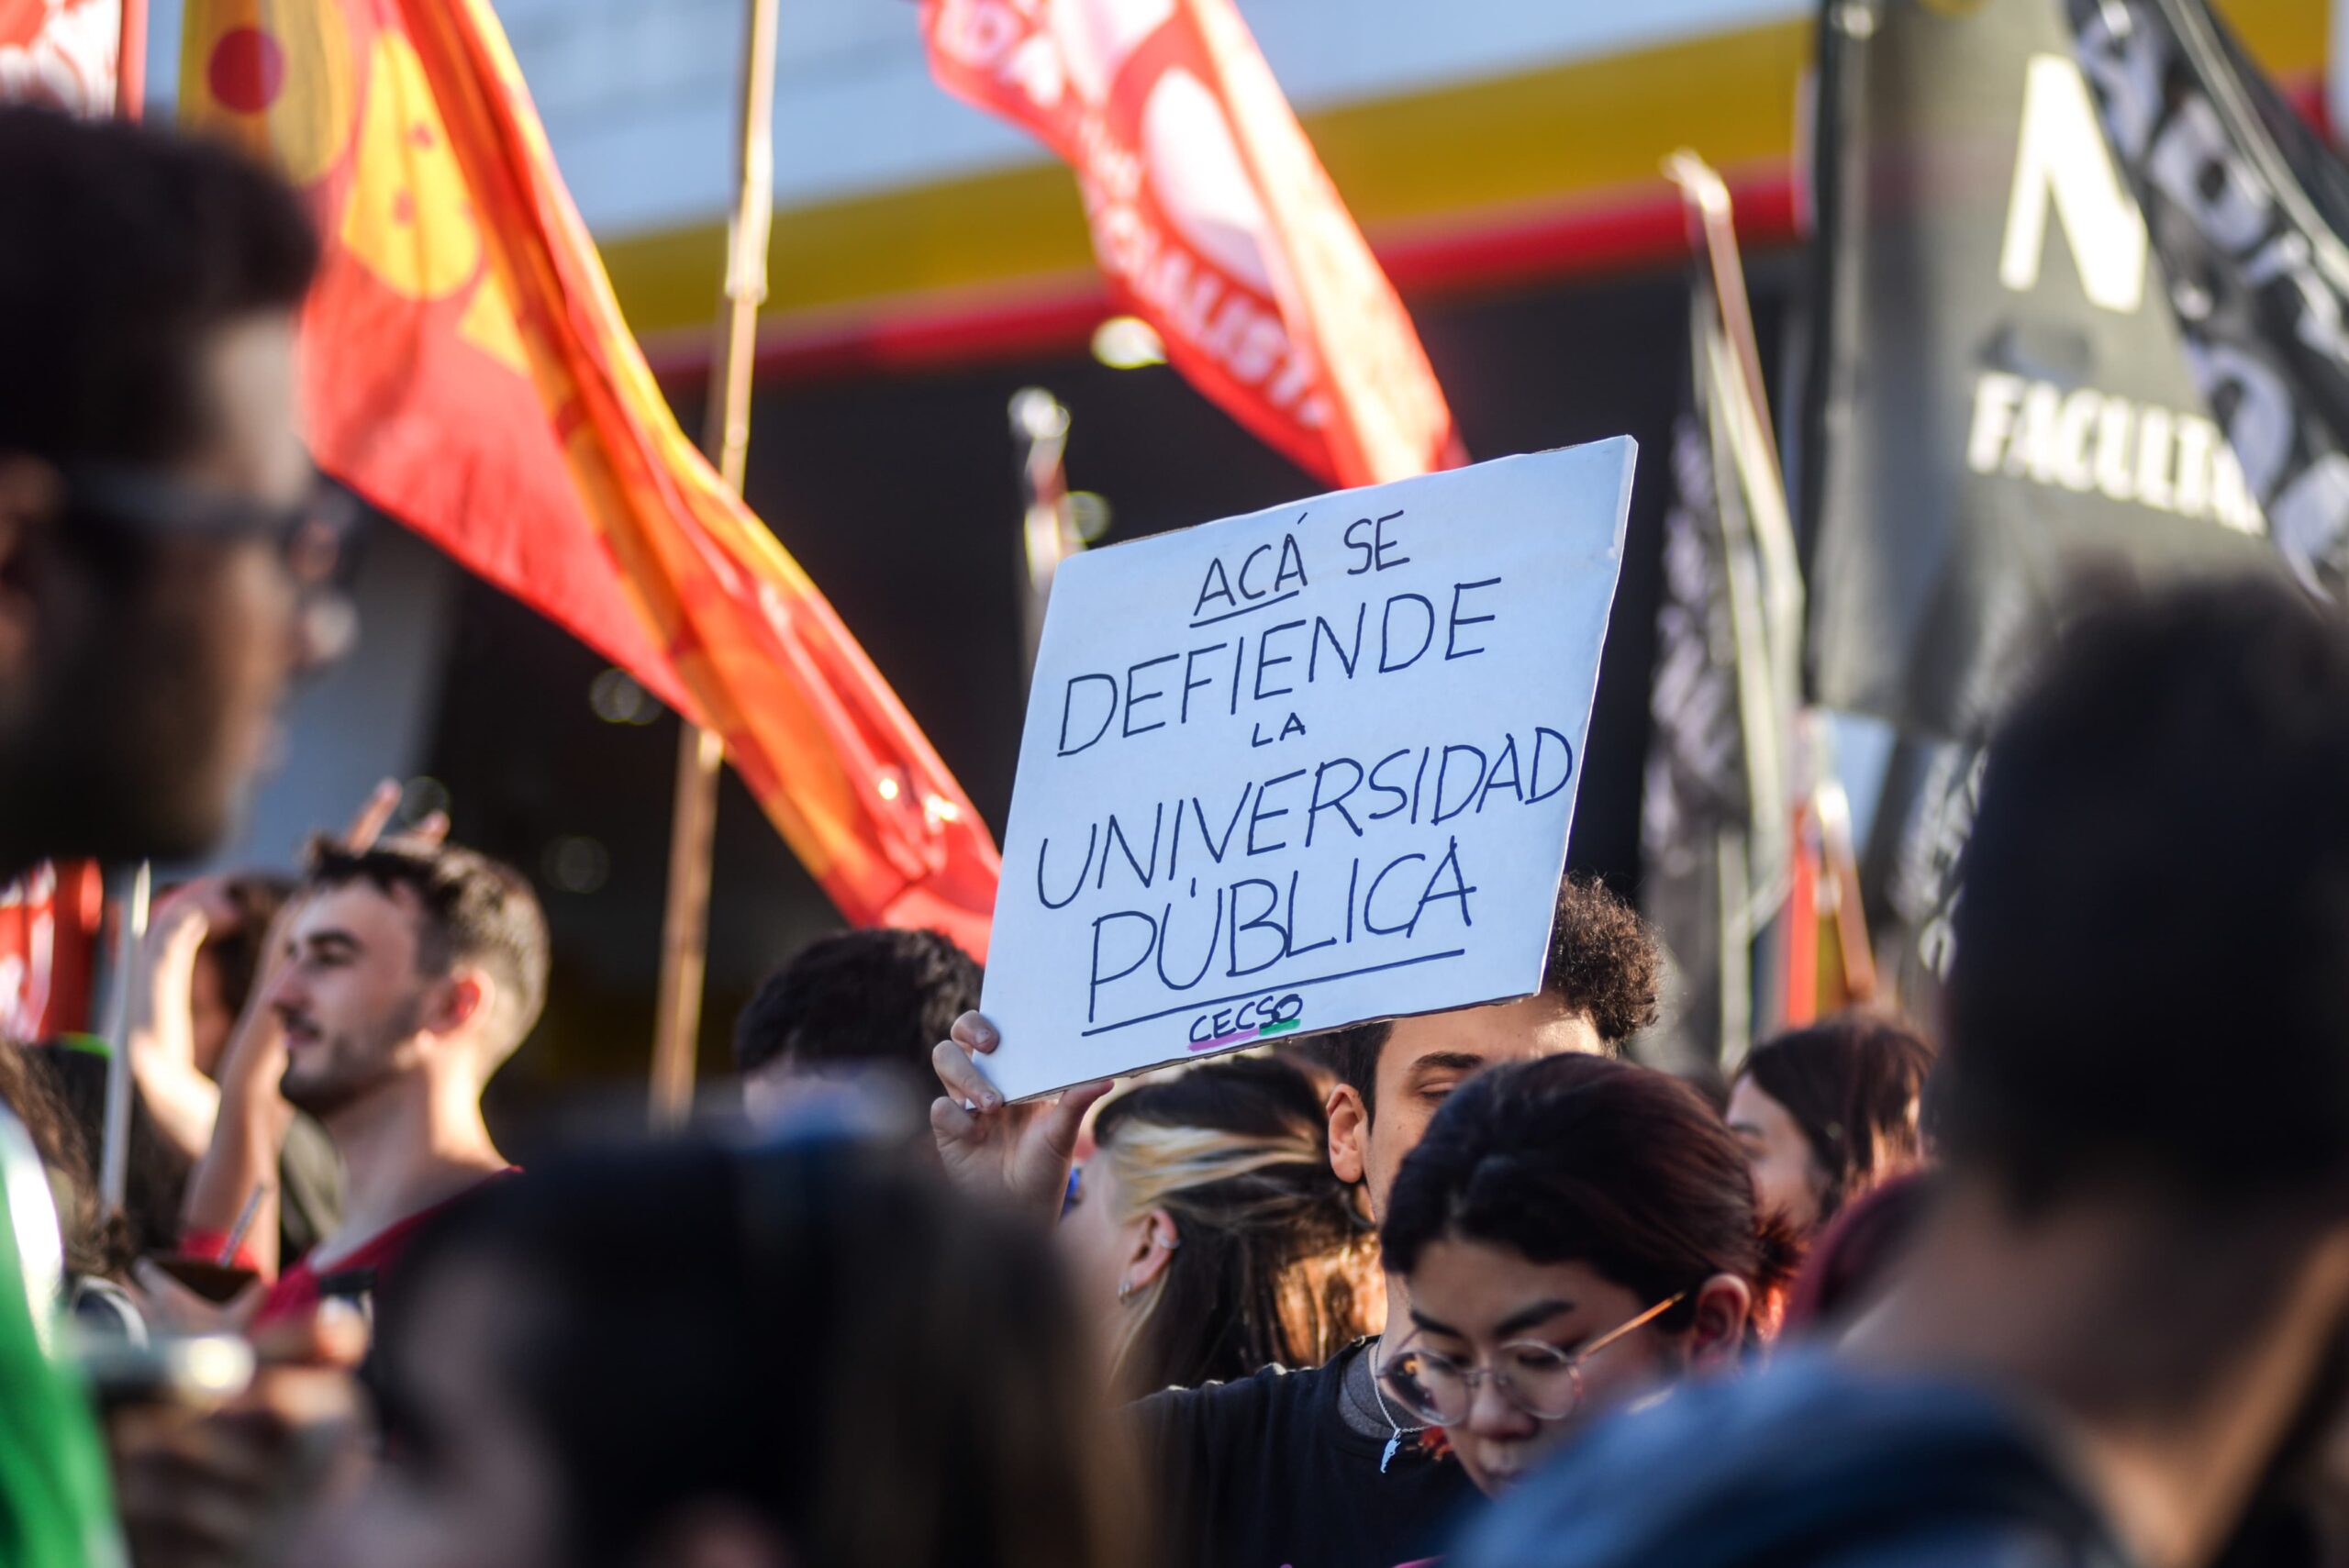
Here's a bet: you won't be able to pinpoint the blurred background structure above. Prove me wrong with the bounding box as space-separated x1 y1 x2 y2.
130 0 2332 1096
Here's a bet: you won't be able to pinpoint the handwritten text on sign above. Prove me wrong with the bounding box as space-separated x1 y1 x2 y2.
979 440 1637 1100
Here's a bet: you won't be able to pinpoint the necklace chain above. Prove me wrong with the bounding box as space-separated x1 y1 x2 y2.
1364 1341 1426 1473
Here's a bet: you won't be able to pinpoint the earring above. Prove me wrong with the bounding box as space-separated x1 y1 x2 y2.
1118 1279 1134 1303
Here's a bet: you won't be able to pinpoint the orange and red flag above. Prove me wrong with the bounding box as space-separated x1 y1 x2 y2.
921 0 1460 488
181 0 1000 952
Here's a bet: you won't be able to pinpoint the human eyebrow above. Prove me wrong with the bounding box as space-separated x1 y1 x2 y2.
1407 1307 1468 1339
1495 1299 1576 1339
1405 1051 1486 1083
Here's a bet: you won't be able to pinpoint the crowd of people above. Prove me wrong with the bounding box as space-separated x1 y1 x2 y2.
3 99 2348 1568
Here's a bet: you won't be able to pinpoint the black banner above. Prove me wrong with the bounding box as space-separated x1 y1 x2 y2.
1800 0 2280 746
2077 0 2349 600
1642 295 1753 1073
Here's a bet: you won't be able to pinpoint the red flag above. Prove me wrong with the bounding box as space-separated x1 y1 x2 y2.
183 0 1000 952
921 0 1459 488
0 0 131 114
0 863 102 1042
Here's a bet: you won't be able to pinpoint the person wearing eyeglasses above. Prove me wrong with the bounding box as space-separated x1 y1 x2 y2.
0 106 351 883
1377 1052 1798 1496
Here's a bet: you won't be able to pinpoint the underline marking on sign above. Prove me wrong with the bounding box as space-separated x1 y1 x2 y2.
1079 949 1469 1039
1189 590 1302 629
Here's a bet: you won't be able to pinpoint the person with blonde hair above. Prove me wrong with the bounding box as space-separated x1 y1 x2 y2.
1059 1055 1379 1403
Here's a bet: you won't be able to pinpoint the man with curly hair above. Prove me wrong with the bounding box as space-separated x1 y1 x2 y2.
1303 874 1662 1233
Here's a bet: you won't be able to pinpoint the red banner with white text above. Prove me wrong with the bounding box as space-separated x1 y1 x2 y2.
921 0 1460 488
0 0 128 113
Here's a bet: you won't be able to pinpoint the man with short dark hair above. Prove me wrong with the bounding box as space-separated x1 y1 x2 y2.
735 928 980 1127
183 840 550 1328
0 106 339 878
932 873 1663 1568
1463 573 2349 1568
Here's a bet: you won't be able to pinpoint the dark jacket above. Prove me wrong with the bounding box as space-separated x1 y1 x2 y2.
1453 1356 2138 1568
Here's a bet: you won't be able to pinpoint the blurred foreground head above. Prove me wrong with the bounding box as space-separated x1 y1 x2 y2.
0 107 331 874
1944 573 2349 1209
339 1133 1136 1568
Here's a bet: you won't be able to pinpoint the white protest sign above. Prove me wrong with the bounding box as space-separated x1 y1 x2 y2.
978 439 1637 1101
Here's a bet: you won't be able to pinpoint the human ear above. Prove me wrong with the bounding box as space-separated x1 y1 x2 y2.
1328 1084 1368 1186
426 972 490 1038
1124 1207 1180 1296
1686 1273 1754 1373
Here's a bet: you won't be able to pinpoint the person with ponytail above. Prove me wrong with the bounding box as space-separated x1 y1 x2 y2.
1060 1055 1379 1402
1379 1053 1798 1496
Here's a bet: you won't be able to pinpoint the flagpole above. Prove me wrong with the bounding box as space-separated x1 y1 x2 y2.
97 862 150 1209
649 0 781 1128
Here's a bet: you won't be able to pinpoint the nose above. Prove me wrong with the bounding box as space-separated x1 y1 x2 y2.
268 963 310 1016
1464 1376 1538 1440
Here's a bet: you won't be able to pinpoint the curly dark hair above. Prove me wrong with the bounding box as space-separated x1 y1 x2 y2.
1383 1053 1799 1344
1308 874 1661 1118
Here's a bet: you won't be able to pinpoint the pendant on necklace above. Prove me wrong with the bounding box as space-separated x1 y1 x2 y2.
1381 1433 1400 1473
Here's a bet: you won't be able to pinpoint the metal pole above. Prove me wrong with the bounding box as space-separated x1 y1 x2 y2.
98 861 150 1208
117 0 147 120
649 0 781 1128
1009 387 1073 684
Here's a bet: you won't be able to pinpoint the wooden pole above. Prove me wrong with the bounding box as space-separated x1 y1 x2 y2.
649 0 781 1128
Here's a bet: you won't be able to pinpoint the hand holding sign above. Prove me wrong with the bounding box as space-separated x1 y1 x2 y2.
930 1011 1111 1220
978 441 1637 1100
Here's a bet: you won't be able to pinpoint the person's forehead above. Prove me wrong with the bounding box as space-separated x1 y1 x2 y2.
1411 1240 1622 1327
1379 995 1594 1075
294 879 420 941
1725 1075 1798 1134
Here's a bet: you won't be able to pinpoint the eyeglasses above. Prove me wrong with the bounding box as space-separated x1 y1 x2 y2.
1380 1291 1687 1427
64 463 360 665
63 463 356 591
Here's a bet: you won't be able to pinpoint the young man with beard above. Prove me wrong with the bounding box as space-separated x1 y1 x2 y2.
181 840 549 1328
932 874 1661 1568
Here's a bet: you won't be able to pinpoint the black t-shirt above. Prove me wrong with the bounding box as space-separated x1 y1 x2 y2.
1129 1340 1477 1568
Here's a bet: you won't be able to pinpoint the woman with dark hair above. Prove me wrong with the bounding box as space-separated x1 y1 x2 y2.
1725 1013 1935 1238
1062 1055 1378 1401
312 1132 1139 1568
1380 1054 1798 1496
